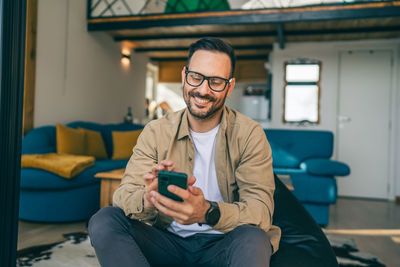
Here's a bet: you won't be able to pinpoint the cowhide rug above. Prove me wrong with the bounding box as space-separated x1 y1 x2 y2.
17 232 99 267
326 235 385 267
17 232 385 267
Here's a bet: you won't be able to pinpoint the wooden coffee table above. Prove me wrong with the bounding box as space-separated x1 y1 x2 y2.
95 168 125 208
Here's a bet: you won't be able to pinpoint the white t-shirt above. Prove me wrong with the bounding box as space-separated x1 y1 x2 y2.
167 124 224 237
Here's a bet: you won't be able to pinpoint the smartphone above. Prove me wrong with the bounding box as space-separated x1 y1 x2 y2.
157 170 187 202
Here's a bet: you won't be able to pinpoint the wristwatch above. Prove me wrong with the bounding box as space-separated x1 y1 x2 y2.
205 200 220 226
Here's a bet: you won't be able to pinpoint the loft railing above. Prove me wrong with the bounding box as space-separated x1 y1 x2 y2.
87 0 394 19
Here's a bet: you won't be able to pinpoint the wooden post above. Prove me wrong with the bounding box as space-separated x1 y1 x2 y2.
23 0 38 136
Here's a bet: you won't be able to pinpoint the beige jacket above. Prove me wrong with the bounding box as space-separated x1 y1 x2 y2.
113 107 281 252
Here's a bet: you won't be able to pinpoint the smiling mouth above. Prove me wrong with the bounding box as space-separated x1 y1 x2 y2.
193 96 210 106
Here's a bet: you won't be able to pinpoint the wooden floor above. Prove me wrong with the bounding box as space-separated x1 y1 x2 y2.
18 198 400 266
325 197 400 267
18 220 87 251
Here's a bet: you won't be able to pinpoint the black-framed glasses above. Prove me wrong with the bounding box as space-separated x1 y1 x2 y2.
185 67 232 92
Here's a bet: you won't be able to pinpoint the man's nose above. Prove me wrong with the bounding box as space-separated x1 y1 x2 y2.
197 79 212 94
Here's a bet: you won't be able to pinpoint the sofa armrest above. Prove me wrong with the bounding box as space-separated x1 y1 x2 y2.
300 159 350 177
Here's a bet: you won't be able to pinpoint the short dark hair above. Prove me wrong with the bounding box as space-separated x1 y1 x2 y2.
187 37 236 78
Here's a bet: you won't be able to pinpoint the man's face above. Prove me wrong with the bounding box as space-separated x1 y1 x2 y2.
182 50 235 120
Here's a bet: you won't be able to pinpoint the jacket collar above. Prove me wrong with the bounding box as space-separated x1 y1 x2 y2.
177 107 229 140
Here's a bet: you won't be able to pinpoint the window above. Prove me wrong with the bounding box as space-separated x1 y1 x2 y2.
283 60 321 124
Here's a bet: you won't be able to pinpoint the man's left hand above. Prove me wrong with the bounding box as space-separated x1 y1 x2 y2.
149 179 210 225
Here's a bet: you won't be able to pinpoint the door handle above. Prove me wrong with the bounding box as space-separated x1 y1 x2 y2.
338 115 351 129
338 115 352 123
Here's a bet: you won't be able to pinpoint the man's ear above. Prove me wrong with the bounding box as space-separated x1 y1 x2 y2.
225 78 235 98
181 66 186 86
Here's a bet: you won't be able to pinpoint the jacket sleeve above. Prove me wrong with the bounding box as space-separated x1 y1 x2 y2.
112 122 159 222
213 124 275 233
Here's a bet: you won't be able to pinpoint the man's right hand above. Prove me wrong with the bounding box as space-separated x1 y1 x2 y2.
143 159 173 208
143 159 195 209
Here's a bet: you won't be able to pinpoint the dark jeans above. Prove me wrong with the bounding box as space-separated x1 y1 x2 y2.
88 206 272 267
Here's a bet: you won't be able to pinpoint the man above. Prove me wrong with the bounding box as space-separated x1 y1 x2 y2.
89 37 281 267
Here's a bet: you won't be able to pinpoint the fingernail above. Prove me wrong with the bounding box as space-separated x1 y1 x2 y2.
151 197 155 203
168 185 175 192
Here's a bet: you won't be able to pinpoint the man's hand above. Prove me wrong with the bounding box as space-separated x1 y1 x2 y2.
150 180 210 225
143 159 173 208
143 160 196 209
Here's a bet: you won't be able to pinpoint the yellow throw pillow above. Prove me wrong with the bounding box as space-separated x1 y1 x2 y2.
112 129 142 160
78 128 108 159
56 124 85 155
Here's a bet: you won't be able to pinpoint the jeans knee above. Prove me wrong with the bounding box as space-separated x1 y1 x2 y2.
231 225 271 249
227 225 272 266
88 206 125 245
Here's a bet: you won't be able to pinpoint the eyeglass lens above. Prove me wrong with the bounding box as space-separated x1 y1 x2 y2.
186 71 227 92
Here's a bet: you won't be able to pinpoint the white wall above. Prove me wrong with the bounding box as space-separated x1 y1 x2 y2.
34 0 148 127
270 38 400 198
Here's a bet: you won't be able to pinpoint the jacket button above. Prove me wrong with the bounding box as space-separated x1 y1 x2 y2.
189 157 192 161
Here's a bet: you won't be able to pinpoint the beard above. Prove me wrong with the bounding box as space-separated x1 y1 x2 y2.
184 84 227 120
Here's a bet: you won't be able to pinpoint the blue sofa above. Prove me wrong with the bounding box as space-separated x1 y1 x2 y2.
20 121 143 222
264 129 350 226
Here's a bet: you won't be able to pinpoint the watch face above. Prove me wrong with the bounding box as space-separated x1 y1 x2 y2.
207 204 221 226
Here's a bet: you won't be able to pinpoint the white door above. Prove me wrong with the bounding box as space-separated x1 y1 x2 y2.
336 50 392 199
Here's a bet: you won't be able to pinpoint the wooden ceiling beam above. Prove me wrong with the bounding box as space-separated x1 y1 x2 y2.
151 55 269 62
134 44 273 52
114 25 400 42
88 2 400 31
113 31 278 41
287 25 400 35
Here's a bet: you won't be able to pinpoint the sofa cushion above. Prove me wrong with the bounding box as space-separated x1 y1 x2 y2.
103 123 144 158
20 159 128 190
22 126 56 155
290 174 337 204
56 124 85 155
111 130 142 160
67 121 143 158
67 121 111 155
94 159 128 171
270 143 300 168
78 128 108 159
300 159 351 177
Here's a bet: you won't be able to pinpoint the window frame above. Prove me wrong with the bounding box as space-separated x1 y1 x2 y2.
282 60 322 125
